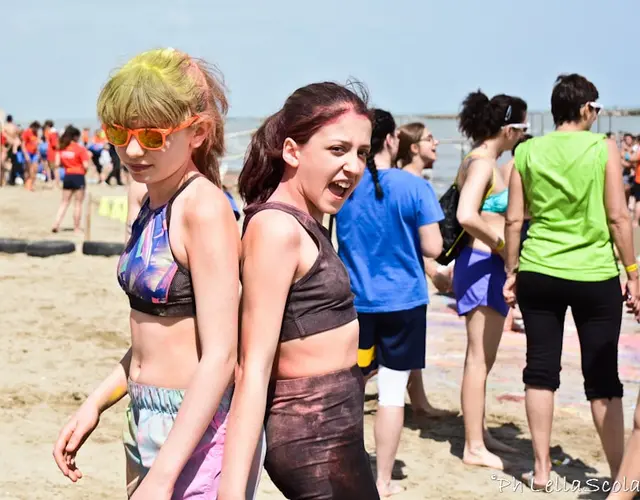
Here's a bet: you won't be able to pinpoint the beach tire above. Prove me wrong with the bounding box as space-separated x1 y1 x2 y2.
26 240 76 258
0 238 29 254
82 241 124 257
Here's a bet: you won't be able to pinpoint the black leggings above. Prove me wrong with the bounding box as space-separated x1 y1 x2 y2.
516 271 624 401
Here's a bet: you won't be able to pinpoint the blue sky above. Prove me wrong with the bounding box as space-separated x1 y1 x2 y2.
2 0 636 121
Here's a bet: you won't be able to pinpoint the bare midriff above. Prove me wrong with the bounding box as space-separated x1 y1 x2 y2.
468 211 506 253
273 319 359 380
128 310 200 389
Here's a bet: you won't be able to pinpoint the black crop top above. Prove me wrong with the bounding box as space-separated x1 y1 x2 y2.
242 202 357 342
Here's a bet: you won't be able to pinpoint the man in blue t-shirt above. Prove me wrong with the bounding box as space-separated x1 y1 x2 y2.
335 110 447 496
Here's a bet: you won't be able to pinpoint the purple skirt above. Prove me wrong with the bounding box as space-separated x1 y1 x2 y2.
453 246 509 317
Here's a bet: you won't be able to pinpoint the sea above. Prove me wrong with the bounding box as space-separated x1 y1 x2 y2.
19 112 640 197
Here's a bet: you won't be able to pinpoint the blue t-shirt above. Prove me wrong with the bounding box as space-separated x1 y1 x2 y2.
224 190 241 221
336 168 444 313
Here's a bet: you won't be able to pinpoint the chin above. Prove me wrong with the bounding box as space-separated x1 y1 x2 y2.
129 171 153 184
322 199 347 216
324 203 341 215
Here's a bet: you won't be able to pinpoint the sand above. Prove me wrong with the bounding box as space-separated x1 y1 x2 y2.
1 182 639 500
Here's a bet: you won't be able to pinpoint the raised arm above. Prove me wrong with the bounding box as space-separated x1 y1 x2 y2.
219 210 301 499
142 183 241 492
456 159 504 251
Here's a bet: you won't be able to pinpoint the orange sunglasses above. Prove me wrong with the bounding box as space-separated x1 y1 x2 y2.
102 115 200 151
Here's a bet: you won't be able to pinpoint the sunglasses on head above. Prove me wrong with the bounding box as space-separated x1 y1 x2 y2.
587 102 603 115
102 115 199 151
503 122 530 133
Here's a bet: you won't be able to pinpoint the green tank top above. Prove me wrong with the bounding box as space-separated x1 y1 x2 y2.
514 131 618 282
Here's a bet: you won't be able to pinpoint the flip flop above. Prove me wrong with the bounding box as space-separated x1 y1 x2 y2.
522 471 550 493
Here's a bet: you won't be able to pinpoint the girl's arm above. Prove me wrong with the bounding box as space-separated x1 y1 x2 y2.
53 349 131 480
142 183 241 489
85 348 132 412
457 159 504 251
218 210 302 499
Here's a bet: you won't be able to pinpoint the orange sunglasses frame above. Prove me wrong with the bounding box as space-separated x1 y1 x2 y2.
102 115 200 151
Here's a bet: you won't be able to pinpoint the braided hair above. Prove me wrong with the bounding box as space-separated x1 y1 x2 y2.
368 109 396 200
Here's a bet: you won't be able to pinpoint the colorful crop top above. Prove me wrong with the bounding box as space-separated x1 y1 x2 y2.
242 202 357 342
117 175 201 317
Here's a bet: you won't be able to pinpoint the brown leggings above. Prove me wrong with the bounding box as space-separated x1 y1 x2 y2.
264 366 379 500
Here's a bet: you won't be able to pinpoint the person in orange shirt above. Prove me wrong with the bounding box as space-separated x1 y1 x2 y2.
21 121 41 190
52 126 90 233
43 120 59 186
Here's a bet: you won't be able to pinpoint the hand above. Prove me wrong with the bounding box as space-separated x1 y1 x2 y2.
129 473 173 500
503 272 517 308
432 266 453 294
52 401 100 482
625 277 640 321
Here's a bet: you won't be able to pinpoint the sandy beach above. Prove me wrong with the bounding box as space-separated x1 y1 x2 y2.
1 182 639 500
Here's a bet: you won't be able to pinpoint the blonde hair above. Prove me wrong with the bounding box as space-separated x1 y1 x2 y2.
97 48 228 186
396 122 425 168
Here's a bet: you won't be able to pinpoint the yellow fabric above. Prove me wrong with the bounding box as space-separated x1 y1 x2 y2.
357 346 376 369
98 196 128 223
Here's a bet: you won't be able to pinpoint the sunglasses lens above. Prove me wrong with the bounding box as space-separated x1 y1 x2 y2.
589 104 602 115
137 129 164 149
105 125 128 146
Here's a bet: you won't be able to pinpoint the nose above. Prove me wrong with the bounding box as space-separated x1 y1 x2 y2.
125 136 144 158
434 138 440 146
343 153 364 176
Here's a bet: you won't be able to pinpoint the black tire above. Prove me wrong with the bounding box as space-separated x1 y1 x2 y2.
26 240 76 258
0 238 29 254
82 241 125 257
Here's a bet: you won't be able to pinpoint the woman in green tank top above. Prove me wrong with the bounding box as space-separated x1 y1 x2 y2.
503 73 640 493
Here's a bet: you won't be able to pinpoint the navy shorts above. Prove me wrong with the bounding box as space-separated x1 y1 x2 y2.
62 174 85 191
357 305 427 376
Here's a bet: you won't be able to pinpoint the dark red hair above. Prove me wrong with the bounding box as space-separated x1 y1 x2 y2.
238 81 370 206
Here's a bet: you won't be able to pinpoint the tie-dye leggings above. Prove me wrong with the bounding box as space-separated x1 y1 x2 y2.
123 380 264 499
264 366 380 500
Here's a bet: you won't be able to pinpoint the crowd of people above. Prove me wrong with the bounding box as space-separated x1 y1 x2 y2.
1 119 127 189
18 47 637 499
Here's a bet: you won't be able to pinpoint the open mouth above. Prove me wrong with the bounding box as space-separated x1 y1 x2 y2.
328 180 351 199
